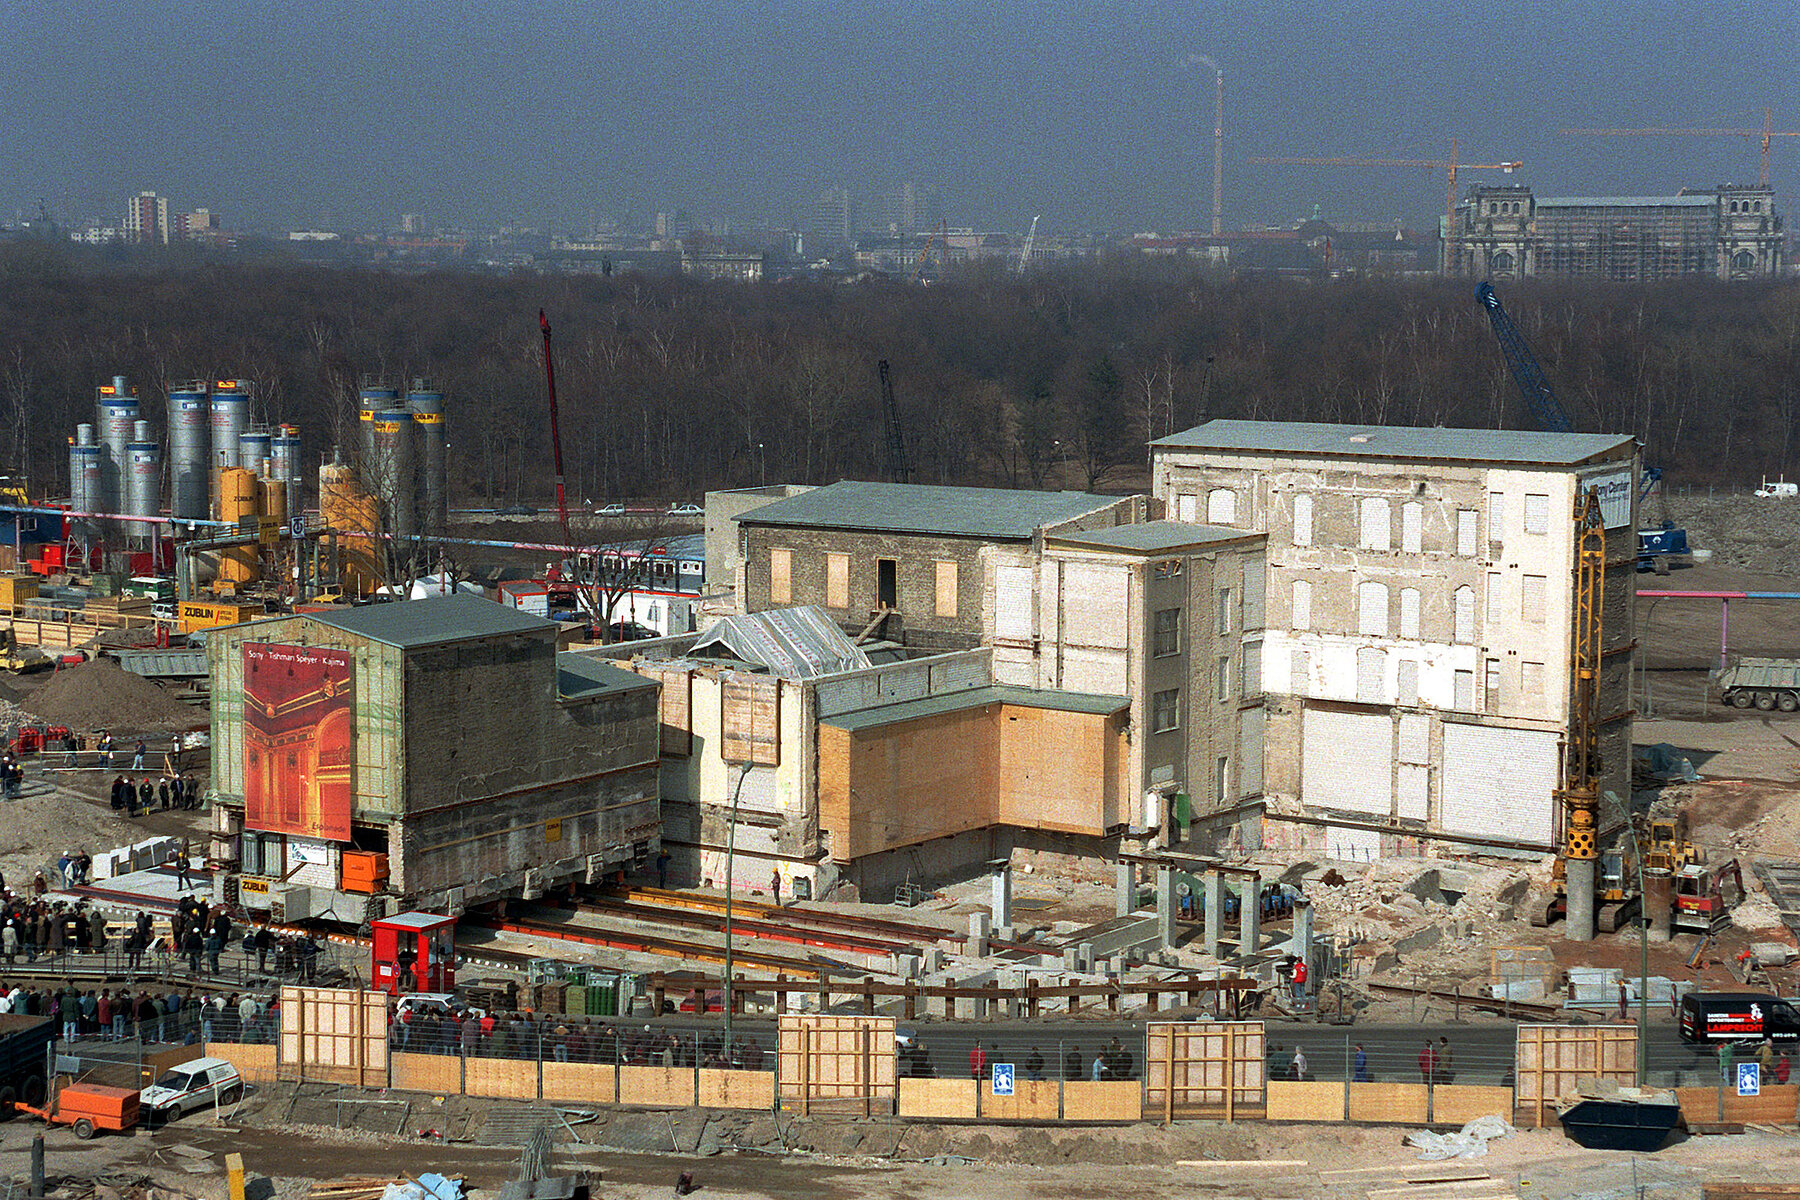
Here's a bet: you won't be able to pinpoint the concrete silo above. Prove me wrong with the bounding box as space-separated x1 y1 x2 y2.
406 381 447 542
168 382 210 522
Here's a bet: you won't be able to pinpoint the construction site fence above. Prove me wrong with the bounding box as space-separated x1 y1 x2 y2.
0 935 359 991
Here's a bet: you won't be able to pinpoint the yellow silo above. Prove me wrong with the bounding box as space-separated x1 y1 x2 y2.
319 460 382 596
218 467 260 586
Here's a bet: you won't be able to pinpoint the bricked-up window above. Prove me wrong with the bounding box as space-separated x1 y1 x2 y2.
1153 608 1181 657
1359 498 1391 551
1489 492 1506 542
1456 510 1478 557
1454 585 1475 643
826 553 849 609
1521 660 1545 702
934 561 958 617
1399 587 1421 639
1401 501 1423 554
1291 579 1312 630
1292 493 1314 546
1485 658 1502 711
1215 656 1231 702
1152 688 1181 733
1487 572 1505 623
1524 493 1550 535
1453 668 1475 710
769 548 792 604
1216 587 1233 635
1207 488 1237 525
1521 574 1546 620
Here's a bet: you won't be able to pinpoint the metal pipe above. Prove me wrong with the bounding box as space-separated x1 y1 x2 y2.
722 761 754 1049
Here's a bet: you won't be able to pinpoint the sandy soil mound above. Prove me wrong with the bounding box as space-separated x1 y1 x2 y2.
29 657 201 732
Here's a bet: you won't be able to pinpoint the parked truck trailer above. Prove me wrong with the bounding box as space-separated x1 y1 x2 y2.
1717 657 1800 712
0 1013 54 1111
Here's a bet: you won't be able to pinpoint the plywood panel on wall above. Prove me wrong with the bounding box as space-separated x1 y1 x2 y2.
209 1042 278 1085
698 1069 775 1111
620 1065 697 1108
825 710 997 861
981 1078 1061 1120
1675 1085 1799 1127
996 705 1119 838
721 672 779 766
463 1056 537 1100
1062 1081 1143 1122
1144 1021 1266 1120
1431 1085 1516 1125
541 1061 616 1104
1515 1024 1636 1127
1348 1083 1429 1124
391 1051 461 1095
778 1014 896 1114
279 986 388 1087
898 1078 978 1119
1267 1081 1345 1122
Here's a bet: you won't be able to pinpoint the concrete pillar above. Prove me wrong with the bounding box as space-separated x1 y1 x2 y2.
1063 946 1081 970
1001 970 1022 1018
1115 861 1136 917
992 863 1013 930
969 911 991 958
1204 871 1225 957
1645 874 1674 944
1289 898 1314 963
1156 866 1176 950
1078 941 1095 972
1238 876 1261 958
1565 859 1597 943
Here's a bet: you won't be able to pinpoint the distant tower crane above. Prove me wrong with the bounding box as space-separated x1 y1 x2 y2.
1016 215 1040 274
876 360 913 484
1247 140 1522 271
1563 108 1800 188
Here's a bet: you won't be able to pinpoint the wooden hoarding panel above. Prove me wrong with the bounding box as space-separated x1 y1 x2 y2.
208 1042 278 1085
278 986 389 1087
1267 1081 1345 1122
1062 1081 1143 1122
1144 1021 1265 1120
541 1061 617 1104
722 673 780 766
1675 1084 1800 1127
1432 1085 1517 1126
898 1078 978 1119
981 1078 1060 1121
1348 1083 1429 1124
465 1056 537 1100
777 1014 895 1114
657 667 692 757
620 1065 697 1108
1514 1024 1637 1128
698 1069 775 1111
391 1052 462 1095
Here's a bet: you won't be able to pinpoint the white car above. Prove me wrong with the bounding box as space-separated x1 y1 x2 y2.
140 1057 242 1120
667 503 702 517
596 503 626 516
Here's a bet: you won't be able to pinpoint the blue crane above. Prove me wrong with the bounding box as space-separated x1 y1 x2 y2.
1476 281 1689 573
1476 281 1574 433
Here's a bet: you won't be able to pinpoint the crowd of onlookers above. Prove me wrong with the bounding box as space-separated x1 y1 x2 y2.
390 1009 767 1070
0 979 277 1045
109 773 201 815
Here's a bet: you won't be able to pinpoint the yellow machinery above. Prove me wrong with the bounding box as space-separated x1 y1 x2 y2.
319 460 383 597
177 599 264 633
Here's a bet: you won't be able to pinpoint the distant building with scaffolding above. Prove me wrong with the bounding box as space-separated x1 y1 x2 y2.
1447 184 1784 281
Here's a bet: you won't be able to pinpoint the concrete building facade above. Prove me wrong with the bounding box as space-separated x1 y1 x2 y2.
1449 184 1784 280
207 593 661 917
1151 421 1638 858
735 481 1147 650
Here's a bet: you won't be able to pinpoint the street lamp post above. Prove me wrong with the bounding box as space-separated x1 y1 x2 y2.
722 761 754 1048
1631 819 1650 1085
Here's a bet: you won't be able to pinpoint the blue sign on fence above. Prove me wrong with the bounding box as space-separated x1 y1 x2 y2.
991 1062 1015 1096
1739 1062 1761 1097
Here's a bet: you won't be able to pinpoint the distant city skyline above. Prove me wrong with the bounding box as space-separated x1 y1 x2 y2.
6 0 1795 237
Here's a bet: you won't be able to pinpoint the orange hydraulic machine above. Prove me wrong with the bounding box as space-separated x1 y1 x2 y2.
370 911 456 996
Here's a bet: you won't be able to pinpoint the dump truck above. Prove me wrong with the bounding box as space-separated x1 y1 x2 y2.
0 1014 54 1112
1716 657 1800 712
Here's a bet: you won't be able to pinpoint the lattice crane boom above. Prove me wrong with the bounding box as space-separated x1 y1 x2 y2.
1563 108 1800 187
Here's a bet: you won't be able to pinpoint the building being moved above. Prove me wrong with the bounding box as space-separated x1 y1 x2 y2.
1151 420 1638 858
206 593 661 919
1448 184 1783 280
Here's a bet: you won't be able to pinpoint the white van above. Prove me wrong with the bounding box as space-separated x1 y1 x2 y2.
1756 479 1798 498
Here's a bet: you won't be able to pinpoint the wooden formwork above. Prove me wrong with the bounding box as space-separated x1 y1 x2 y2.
777 1013 895 1115
541 1061 617 1105
1514 1023 1636 1128
1143 1020 1265 1121
278 986 389 1088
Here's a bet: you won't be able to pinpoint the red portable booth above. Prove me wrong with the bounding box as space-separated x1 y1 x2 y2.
370 911 456 995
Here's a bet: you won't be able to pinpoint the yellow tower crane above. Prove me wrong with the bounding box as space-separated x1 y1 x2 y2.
1563 108 1800 188
1559 485 1607 942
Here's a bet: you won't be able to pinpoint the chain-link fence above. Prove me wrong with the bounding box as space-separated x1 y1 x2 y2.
0 934 358 991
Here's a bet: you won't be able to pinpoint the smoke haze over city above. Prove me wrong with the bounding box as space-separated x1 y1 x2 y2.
5 0 1796 235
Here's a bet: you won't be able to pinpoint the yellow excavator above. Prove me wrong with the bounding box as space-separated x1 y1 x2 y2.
0 626 51 673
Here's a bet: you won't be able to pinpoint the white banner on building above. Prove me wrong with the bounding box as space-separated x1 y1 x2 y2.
1580 469 1633 529
288 837 331 865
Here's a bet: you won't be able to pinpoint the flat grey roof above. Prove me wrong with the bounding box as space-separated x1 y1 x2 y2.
556 652 659 701
737 480 1121 539
821 685 1127 733
1047 520 1262 554
1152 420 1635 466
305 593 554 649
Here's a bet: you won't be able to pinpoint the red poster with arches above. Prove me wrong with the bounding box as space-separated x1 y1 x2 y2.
243 642 354 841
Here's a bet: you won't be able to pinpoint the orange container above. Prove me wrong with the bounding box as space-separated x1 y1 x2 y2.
340 851 390 894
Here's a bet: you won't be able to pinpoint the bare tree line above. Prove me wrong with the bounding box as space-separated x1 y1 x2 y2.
2 243 1798 502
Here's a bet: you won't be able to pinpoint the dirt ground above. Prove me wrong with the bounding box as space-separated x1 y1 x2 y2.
6 1100 1800 1200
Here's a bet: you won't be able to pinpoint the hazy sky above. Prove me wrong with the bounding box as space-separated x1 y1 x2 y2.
6 0 1796 235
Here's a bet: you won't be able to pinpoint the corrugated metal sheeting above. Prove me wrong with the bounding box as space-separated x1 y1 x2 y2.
689 606 870 679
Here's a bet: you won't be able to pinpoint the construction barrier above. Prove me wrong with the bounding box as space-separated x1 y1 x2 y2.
980 1078 1061 1121
1144 1020 1265 1121
541 1061 617 1104
777 1013 896 1115
1514 1023 1637 1128
898 1078 978 1120
1268 1081 1511 1126
1675 1084 1800 1128
207 1042 278 1085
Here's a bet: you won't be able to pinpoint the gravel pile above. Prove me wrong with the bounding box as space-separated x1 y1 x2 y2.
1666 495 1800 575
29 657 200 731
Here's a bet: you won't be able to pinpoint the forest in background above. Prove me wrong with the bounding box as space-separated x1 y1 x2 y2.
1 239 1797 505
